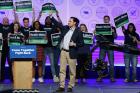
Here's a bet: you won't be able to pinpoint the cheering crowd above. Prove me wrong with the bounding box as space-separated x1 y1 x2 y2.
0 8 140 93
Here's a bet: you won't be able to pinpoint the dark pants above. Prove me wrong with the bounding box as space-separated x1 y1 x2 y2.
0 45 12 81
124 53 138 80
99 48 114 78
53 47 60 77
43 47 60 77
77 54 90 79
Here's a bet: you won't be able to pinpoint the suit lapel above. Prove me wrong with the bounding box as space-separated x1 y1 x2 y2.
71 28 77 41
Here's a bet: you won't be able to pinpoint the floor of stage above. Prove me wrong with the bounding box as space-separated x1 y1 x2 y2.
0 79 140 93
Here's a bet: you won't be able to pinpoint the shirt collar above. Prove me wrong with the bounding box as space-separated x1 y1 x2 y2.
70 26 76 31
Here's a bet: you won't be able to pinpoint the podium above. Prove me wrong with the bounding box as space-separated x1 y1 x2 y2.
10 45 36 89
13 60 32 89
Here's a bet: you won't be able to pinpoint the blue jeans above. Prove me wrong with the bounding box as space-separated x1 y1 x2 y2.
124 53 138 80
43 47 58 77
99 48 114 78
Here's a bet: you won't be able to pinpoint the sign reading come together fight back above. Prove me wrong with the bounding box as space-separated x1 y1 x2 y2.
10 45 36 59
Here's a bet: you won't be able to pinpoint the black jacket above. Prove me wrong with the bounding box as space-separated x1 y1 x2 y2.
123 30 140 47
60 26 84 59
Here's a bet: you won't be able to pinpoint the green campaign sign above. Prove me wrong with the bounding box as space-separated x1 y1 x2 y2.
8 34 24 46
15 0 32 12
83 32 93 45
114 13 129 28
42 3 56 13
27 31 48 44
0 0 13 10
51 33 60 46
95 24 112 35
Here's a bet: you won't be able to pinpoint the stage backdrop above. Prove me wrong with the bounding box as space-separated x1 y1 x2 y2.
0 0 140 66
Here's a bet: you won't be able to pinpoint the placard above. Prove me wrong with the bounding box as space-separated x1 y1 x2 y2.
51 33 60 46
10 45 36 59
83 32 93 45
114 13 129 28
15 0 32 12
42 3 56 13
27 31 47 44
95 24 112 35
8 34 24 46
0 0 13 10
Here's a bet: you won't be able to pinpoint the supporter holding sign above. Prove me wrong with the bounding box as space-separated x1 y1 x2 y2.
14 0 32 13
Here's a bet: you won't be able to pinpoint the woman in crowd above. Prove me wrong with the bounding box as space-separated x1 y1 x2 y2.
7 22 24 82
31 21 44 83
122 23 140 82
10 22 23 35
9 22 24 45
76 24 91 83
37 11 62 82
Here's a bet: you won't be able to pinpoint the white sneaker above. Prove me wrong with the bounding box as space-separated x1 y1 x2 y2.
53 75 59 83
32 78 35 83
38 77 44 83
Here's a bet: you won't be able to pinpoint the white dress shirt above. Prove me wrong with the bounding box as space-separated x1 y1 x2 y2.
62 27 75 50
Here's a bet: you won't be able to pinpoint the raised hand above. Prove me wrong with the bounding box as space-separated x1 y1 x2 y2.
32 8 35 23
56 10 59 17
48 12 53 17
37 10 42 21
13 7 19 23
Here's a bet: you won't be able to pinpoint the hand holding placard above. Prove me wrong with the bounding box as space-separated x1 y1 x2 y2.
14 0 32 13
114 13 129 28
41 3 57 14
51 33 60 46
83 32 93 45
0 0 13 10
95 24 112 35
27 31 48 44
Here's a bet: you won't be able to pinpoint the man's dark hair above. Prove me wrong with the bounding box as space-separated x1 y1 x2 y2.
23 17 29 22
70 17 79 27
104 15 110 20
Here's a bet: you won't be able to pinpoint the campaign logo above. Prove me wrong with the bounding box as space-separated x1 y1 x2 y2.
127 7 139 19
80 6 92 18
0 11 5 14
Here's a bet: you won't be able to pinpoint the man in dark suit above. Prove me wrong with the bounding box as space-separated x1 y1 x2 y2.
0 17 13 82
55 17 84 92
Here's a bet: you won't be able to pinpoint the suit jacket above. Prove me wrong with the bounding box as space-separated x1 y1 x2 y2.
59 26 84 59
